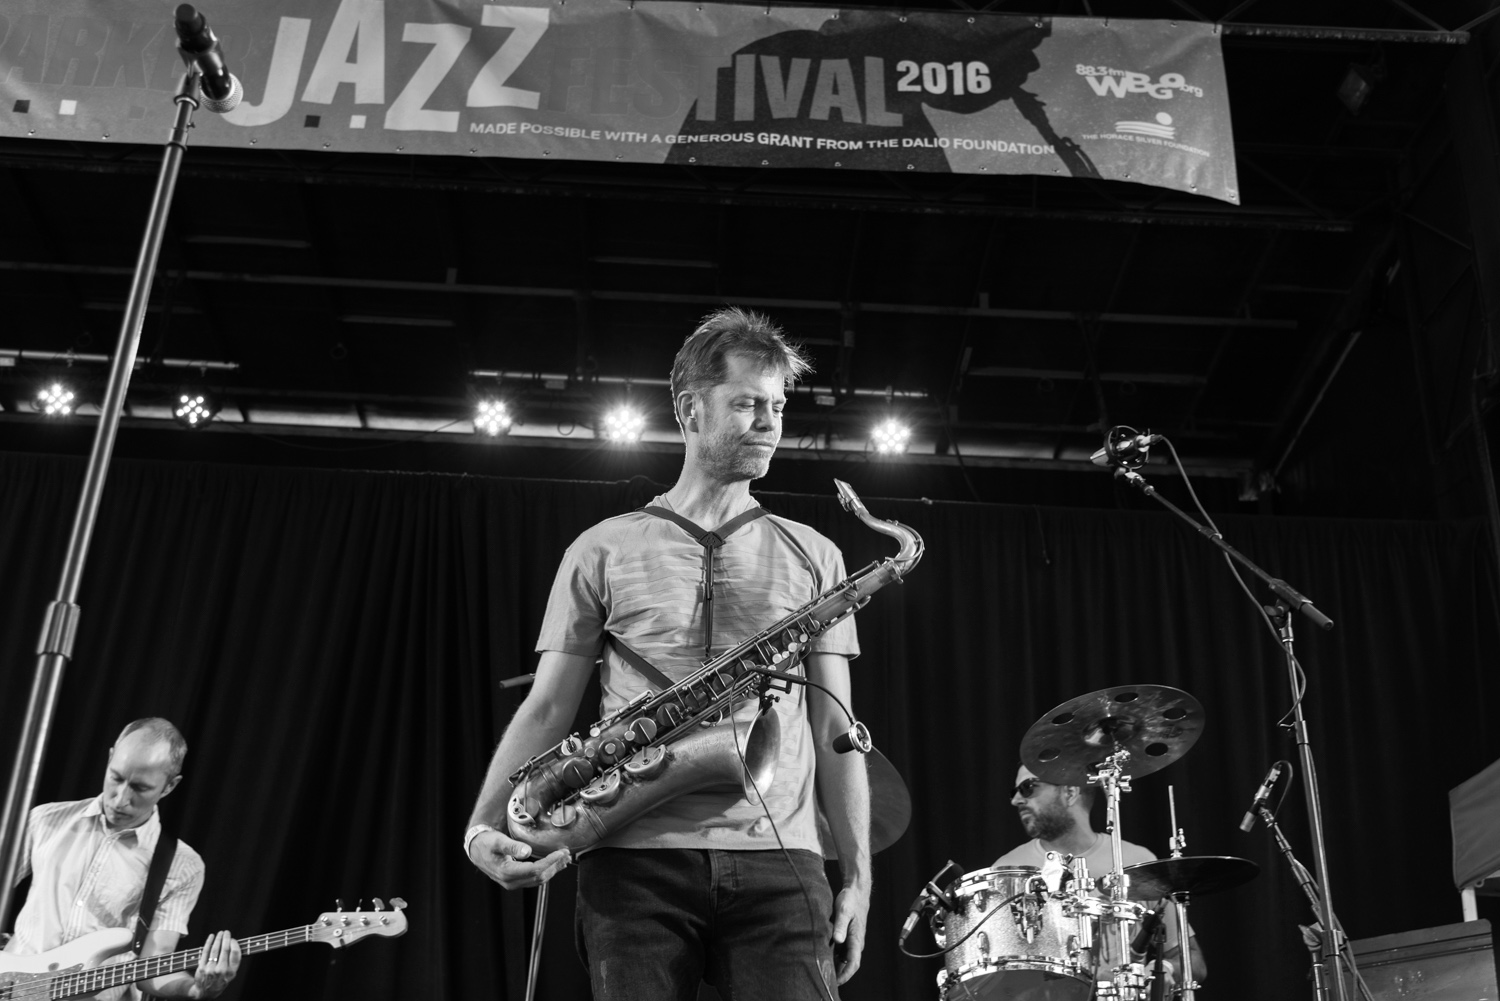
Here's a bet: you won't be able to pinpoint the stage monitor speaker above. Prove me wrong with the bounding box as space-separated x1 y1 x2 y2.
1342 919 1496 1001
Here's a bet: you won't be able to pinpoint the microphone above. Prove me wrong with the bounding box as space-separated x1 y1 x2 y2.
174 4 243 113
832 721 872 755
1131 900 1167 956
1239 762 1283 832
1090 428 1162 468
898 889 933 945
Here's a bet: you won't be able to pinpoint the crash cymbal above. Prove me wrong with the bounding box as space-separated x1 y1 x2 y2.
816 748 911 858
1020 685 1204 785
1124 856 1260 900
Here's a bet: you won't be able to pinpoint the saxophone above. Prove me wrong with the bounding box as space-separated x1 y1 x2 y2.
506 479 924 853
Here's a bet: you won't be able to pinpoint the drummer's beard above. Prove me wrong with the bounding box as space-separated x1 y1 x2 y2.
1020 801 1074 842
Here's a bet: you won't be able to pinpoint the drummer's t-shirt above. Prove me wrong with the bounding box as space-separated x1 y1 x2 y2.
994 833 1155 879
992 835 1195 974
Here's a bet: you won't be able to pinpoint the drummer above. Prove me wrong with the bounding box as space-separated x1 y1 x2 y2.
994 764 1208 985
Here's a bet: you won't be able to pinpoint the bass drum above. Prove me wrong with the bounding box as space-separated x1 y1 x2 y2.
933 866 1095 1001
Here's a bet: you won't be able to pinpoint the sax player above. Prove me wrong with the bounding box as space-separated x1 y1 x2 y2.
464 308 870 1000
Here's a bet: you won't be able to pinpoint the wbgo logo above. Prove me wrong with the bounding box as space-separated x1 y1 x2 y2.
1075 65 1203 99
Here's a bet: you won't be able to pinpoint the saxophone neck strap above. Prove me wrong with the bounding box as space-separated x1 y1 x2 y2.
639 504 768 658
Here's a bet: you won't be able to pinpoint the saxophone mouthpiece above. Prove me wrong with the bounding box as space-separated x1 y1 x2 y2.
834 478 862 513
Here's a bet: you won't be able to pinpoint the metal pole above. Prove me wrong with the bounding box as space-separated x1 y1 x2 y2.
1278 616 1350 1001
0 71 201 924
524 882 550 1001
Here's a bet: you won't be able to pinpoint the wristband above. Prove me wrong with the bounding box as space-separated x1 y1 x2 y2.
464 823 497 860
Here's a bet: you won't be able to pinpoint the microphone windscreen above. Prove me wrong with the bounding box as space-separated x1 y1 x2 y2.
200 74 243 114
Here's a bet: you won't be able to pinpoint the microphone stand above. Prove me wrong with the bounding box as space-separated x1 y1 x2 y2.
0 68 207 923
1256 802 1376 1001
1113 465 1353 1001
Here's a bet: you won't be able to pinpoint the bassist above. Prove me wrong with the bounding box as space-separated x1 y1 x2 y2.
4 718 241 999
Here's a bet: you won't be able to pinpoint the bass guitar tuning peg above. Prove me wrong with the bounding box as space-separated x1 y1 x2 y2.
334 898 346 913
372 898 385 912
390 896 408 910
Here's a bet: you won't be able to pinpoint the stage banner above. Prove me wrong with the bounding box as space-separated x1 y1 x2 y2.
0 0 1240 202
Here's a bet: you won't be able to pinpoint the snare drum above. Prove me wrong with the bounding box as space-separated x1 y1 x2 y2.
933 866 1095 1001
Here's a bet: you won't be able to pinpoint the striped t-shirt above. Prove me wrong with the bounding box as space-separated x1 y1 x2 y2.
537 495 860 853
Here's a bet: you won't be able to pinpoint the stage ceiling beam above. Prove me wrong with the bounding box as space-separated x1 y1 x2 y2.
0 261 1301 330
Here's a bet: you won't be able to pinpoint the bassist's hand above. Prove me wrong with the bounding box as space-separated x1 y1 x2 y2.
189 929 241 998
468 827 570 890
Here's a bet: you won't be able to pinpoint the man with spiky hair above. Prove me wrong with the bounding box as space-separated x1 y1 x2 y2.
467 308 870 999
4 718 241 999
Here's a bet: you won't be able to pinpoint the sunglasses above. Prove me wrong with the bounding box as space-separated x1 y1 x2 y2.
1013 778 1049 798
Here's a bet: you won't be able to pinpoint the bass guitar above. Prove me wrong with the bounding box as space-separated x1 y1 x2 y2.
0 898 407 1000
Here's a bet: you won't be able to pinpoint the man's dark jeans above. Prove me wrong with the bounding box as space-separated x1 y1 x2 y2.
576 846 840 1001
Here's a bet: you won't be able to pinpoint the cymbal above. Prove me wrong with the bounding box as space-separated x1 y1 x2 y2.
1124 856 1260 900
1020 685 1204 785
816 748 911 858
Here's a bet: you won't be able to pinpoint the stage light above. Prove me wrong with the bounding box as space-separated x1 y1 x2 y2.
34 381 76 417
475 398 513 437
172 390 217 428
601 406 646 444
1338 61 1383 115
871 419 912 455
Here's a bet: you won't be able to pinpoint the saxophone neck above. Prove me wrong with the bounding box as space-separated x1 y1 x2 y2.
833 479 924 574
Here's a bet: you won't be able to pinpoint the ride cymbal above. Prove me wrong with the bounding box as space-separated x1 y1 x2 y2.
1124 856 1260 900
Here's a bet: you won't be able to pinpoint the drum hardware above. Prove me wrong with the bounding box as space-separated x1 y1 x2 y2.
1016 687 1208 1001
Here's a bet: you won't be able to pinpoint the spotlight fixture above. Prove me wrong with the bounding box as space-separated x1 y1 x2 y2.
34 381 77 417
600 406 646 444
474 398 513 437
871 419 912 455
1337 60 1384 115
172 390 217 428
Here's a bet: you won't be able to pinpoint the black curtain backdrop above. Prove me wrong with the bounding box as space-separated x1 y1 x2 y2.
1 450 1497 1001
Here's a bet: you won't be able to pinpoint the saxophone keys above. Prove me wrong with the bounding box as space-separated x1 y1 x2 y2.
561 758 596 789
548 802 578 828
578 770 622 804
597 735 630 766
655 704 684 731
626 717 658 745
507 796 537 827
623 744 667 779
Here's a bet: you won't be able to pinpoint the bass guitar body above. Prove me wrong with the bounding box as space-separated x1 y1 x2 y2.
0 927 135 999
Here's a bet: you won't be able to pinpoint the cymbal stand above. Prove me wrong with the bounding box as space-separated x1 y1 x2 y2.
1091 750 1149 1001
1165 787 1197 1001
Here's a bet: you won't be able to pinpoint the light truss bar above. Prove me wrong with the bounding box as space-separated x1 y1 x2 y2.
0 411 1252 478
0 262 1297 331
470 369 929 398
0 151 1354 232
1220 22 1468 43
0 348 239 371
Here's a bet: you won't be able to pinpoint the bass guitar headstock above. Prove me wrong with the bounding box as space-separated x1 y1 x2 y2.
308 897 408 948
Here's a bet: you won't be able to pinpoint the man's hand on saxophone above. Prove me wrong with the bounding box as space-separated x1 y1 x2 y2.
465 651 594 890
466 826 571 891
